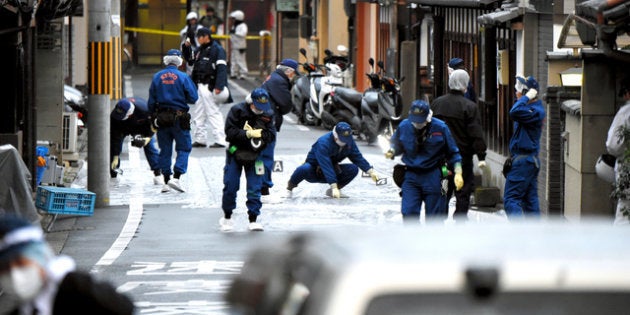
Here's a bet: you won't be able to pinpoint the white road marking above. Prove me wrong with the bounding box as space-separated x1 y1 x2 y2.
124 75 133 97
228 79 250 97
92 142 144 269
127 261 243 275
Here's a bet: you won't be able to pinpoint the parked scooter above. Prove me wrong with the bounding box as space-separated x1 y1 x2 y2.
291 48 325 126
323 45 352 88
360 58 403 144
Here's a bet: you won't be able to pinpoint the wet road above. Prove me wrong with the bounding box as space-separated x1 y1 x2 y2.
58 68 507 314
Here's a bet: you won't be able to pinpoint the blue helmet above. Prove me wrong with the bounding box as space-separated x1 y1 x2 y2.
247 88 272 112
334 122 354 144
166 49 182 57
516 75 539 92
408 100 432 123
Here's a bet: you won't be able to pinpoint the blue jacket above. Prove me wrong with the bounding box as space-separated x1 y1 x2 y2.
304 133 372 184
390 118 462 170
111 97 153 137
148 65 198 113
508 95 545 155
261 68 293 131
187 40 228 91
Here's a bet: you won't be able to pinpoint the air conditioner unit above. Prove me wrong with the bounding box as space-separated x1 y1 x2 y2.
62 112 78 153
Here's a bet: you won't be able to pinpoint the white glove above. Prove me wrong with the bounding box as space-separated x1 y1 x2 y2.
525 88 537 100
244 121 253 131
111 155 119 170
367 168 379 183
385 148 395 160
330 183 341 198
478 161 487 169
246 129 262 139
454 163 464 191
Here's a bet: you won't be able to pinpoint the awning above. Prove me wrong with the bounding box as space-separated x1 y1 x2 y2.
408 0 501 8
477 6 534 26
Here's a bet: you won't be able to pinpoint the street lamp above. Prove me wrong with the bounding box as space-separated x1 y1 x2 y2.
559 66 583 87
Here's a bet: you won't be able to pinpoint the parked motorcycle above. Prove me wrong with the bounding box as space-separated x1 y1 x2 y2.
323 45 353 88
291 48 325 126
360 58 403 144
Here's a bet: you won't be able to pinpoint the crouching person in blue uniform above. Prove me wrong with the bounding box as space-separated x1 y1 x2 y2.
385 100 462 223
286 122 380 198
220 88 276 232
148 49 199 193
110 97 163 185
503 75 545 218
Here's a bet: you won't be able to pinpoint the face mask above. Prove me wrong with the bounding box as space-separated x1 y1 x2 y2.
335 139 346 147
412 122 427 130
0 265 44 302
250 105 264 115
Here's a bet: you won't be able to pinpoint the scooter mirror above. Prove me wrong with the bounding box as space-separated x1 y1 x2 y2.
324 49 332 56
368 58 374 67
377 61 385 70
299 48 307 58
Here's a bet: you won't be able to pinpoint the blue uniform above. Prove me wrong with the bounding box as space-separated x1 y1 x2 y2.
110 97 159 177
389 118 461 220
222 102 275 220
504 95 545 218
289 132 373 189
259 68 292 191
148 65 198 177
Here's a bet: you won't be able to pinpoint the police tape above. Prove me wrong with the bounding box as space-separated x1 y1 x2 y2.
123 26 268 40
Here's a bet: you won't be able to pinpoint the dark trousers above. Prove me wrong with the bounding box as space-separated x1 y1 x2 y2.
446 157 475 220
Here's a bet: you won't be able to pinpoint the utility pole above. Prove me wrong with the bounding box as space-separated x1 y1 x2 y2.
88 0 112 207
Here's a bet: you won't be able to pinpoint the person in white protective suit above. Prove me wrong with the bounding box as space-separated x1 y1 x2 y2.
606 77 630 225
228 10 248 79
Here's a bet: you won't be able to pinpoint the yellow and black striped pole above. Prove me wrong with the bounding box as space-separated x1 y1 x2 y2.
88 41 112 95
87 0 113 207
110 35 122 100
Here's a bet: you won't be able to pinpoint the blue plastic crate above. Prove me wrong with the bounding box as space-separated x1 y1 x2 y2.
35 186 95 216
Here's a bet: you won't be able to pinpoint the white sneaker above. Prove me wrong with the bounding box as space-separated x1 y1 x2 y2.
248 222 264 231
153 176 164 185
285 189 293 198
219 218 234 232
110 177 120 186
161 184 171 193
168 178 185 192
261 194 281 204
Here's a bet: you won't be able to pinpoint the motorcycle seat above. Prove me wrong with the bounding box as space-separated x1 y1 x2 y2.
335 87 363 104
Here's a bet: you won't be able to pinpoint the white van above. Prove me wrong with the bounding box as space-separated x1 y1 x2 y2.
227 221 630 315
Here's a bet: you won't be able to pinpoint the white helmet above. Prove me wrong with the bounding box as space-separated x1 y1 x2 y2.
186 12 198 21
230 10 244 21
595 154 616 184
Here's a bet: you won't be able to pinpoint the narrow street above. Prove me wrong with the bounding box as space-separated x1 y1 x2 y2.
46 67 507 314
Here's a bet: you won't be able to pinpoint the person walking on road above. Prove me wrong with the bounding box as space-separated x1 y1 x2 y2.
605 77 630 225
286 122 380 198
148 49 198 193
180 12 203 75
0 215 135 315
220 88 276 232
228 10 248 79
259 58 299 203
385 100 463 223
199 6 223 35
110 97 163 185
431 69 487 222
183 27 230 149
447 57 477 103
503 75 545 218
